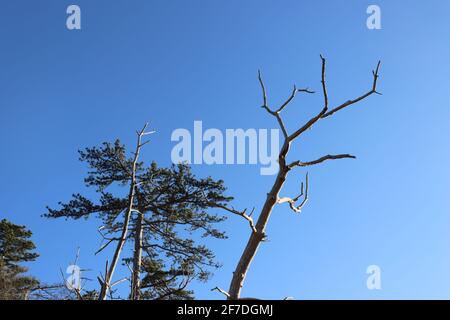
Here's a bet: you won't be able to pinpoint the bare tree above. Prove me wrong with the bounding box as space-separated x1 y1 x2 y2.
224 56 381 300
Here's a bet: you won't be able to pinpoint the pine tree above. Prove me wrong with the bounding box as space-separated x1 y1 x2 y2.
44 133 233 299
0 219 39 300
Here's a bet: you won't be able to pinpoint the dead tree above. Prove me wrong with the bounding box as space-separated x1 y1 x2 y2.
225 56 381 300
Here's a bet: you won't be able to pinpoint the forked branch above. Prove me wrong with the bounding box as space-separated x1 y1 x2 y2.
321 60 381 118
214 203 257 234
258 70 314 139
227 56 381 300
288 55 329 142
277 173 309 213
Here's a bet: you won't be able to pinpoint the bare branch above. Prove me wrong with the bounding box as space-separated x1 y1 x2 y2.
200 188 257 233
125 261 134 275
276 85 314 114
142 130 156 136
73 247 80 266
139 140 151 148
275 114 289 139
111 278 129 287
288 154 356 169
321 60 381 119
258 70 314 140
95 238 119 255
105 260 109 282
97 226 116 239
96 226 121 255
137 122 156 147
214 203 257 234
288 55 329 142
319 54 329 112
59 267 83 300
137 123 149 135
227 56 381 300
277 173 309 213
211 286 231 298
258 70 268 109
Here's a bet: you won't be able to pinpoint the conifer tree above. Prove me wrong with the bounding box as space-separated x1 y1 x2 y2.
44 126 233 300
0 219 39 300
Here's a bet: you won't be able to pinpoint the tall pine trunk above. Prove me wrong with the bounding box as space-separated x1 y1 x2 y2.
98 125 149 300
131 203 144 300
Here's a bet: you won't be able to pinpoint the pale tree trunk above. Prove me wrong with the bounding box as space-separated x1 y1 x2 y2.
131 200 144 300
99 124 153 300
228 142 290 299
226 56 381 299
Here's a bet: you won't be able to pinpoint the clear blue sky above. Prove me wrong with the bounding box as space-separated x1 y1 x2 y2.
1 0 450 299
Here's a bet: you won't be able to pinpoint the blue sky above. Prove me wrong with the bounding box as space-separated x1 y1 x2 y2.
1 0 450 299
